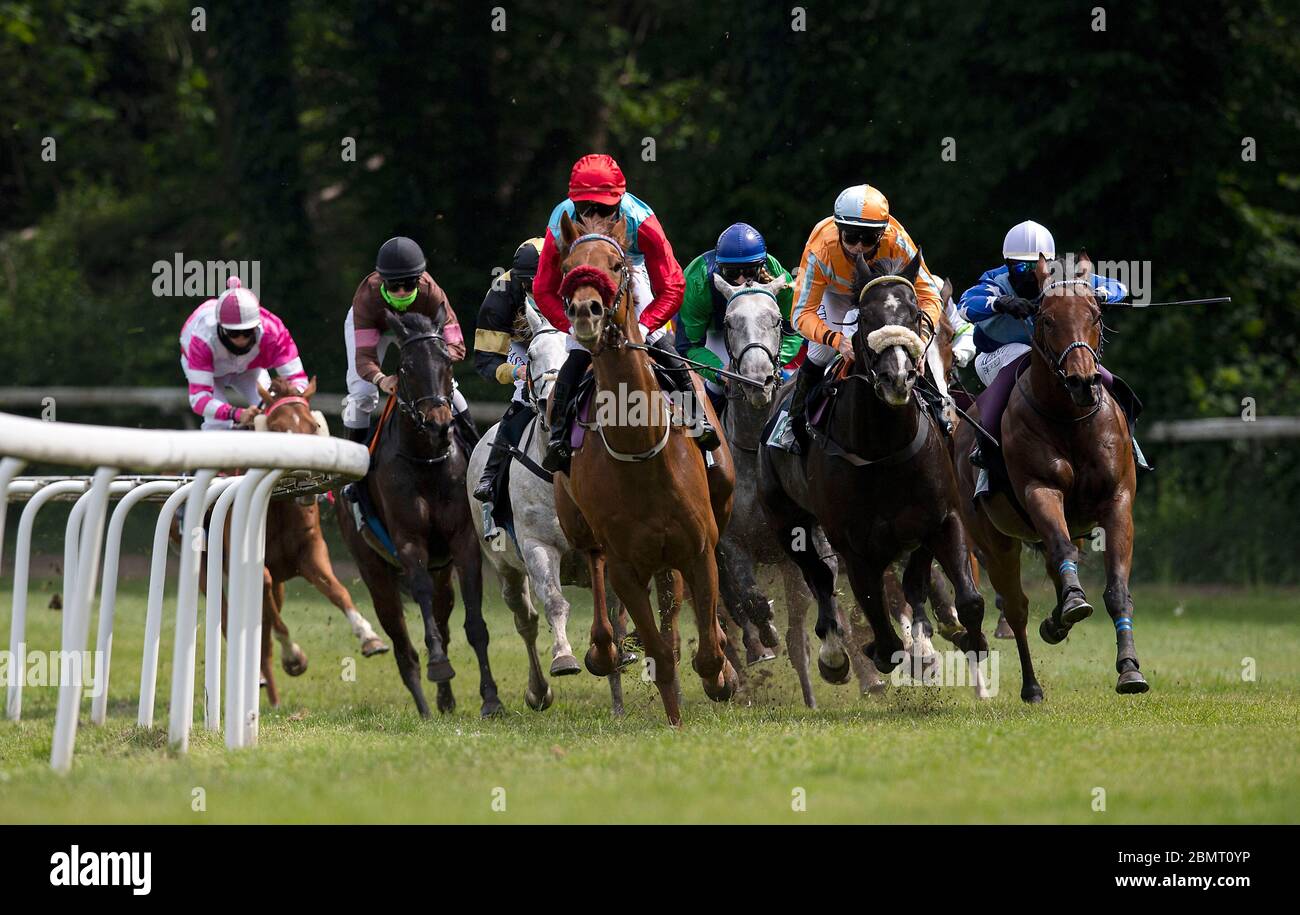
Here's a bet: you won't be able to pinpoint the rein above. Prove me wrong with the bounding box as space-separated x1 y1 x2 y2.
811 378 932 468
265 395 310 417
391 329 454 464
721 286 782 393
1019 282 1107 422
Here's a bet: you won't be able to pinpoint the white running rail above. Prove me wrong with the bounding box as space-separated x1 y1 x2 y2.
0 411 368 772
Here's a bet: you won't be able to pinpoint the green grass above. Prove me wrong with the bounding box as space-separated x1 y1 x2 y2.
1 574 1298 823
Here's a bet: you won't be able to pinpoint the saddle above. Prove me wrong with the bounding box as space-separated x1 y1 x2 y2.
563 363 681 455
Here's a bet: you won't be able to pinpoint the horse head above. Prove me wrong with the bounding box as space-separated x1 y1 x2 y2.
711 271 787 408
385 310 455 455
1033 252 1104 407
557 210 632 352
850 250 927 408
524 304 567 429
255 376 320 434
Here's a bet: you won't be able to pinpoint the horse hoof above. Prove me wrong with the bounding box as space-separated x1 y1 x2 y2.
1022 684 1045 703
616 650 639 671
703 661 739 702
746 644 777 666
936 621 964 645
550 654 581 677
1061 594 1093 626
525 684 555 712
1116 669 1149 694
361 637 390 657
994 615 1015 640
584 644 617 678
480 698 507 718
864 641 902 674
862 678 888 697
817 654 852 685
957 631 990 656
435 684 456 715
282 648 308 677
1039 617 1066 645
427 658 456 683
758 621 780 649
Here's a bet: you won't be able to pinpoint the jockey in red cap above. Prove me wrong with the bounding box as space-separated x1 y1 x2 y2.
534 154 716 471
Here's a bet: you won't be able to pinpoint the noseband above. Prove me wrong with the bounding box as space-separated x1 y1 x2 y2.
722 286 782 394
393 330 453 462
1030 280 1105 386
848 276 933 390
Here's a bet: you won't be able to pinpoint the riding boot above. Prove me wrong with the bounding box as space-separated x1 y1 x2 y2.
345 425 369 445
648 345 720 451
473 402 527 502
542 350 592 473
786 358 826 454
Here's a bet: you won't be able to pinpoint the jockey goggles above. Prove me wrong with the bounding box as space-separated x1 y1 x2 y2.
718 261 764 283
381 278 420 310
839 225 886 248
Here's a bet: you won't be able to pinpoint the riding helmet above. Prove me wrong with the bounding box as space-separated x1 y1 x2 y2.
715 223 767 264
833 185 890 229
568 154 626 205
1002 221 1056 260
375 236 427 280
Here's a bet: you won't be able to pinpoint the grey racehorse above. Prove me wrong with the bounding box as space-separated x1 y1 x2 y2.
710 273 885 706
467 306 629 713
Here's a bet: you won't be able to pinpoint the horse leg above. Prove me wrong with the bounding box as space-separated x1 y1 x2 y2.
899 553 939 683
928 513 992 698
267 578 308 678
1101 496 1148 694
610 560 681 726
300 534 387 656
928 562 963 644
656 569 685 706
981 527 1040 702
781 564 817 709
259 571 281 708
583 551 619 677
453 533 504 718
521 542 579 676
606 590 626 717
717 542 776 665
426 565 458 715
684 550 738 703
845 556 904 675
501 563 552 712
1022 485 1092 642
774 519 849 684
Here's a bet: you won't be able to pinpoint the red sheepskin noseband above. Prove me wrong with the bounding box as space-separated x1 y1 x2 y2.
560 264 620 308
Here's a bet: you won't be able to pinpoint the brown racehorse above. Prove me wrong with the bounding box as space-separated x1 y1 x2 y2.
252 377 389 708
954 254 1148 700
551 210 738 725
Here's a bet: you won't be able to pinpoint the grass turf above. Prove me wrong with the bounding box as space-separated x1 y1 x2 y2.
1 574 1297 823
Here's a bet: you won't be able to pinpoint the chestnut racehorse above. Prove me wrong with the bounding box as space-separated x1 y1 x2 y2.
252 377 389 707
954 255 1148 700
551 211 738 725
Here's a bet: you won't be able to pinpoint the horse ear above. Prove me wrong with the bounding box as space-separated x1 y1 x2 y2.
712 271 740 299
385 311 406 339
853 251 871 281
609 217 628 247
302 375 317 398
901 248 923 284
257 382 273 404
525 303 547 335
559 211 579 250
1035 253 1052 289
1076 249 1094 279
763 274 789 296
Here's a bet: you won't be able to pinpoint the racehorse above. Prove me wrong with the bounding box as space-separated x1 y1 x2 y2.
250 377 389 707
551 210 738 725
467 306 632 715
335 310 505 718
709 272 885 706
954 255 1148 700
759 252 988 687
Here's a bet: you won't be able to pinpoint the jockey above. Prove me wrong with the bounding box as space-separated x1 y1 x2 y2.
786 184 945 451
957 220 1145 469
674 222 805 411
533 153 717 472
341 236 473 445
471 236 545 503
179 276 307 430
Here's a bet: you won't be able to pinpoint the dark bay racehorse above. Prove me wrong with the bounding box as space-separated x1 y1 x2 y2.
955 255 1148 700
551 210 738 725
759 252 988 682
336 311 504 718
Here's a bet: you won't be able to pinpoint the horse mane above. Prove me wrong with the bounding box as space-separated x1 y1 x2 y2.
569 211 629 255
851 254 915 306
398 310 439 334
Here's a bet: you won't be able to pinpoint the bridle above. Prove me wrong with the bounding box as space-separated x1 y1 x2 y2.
525 325 565 425
847 275 934 389
393 329 453 463
1019 279 1108 423
721 285 783 398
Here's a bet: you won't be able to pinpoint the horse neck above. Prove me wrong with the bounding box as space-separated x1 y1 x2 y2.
832 375 918 458
589 302 668 452
725 392 768 451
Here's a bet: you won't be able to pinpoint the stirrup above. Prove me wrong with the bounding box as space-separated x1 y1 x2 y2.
541 439 570 473
481 502 500 541
472 476 496 503
970 444 987 469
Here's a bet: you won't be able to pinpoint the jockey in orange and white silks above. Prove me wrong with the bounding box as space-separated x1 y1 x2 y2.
783 184 945 451
179 277 307 430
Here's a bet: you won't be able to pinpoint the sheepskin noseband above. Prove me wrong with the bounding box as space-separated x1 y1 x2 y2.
561 264 619 308
866 324 925 362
